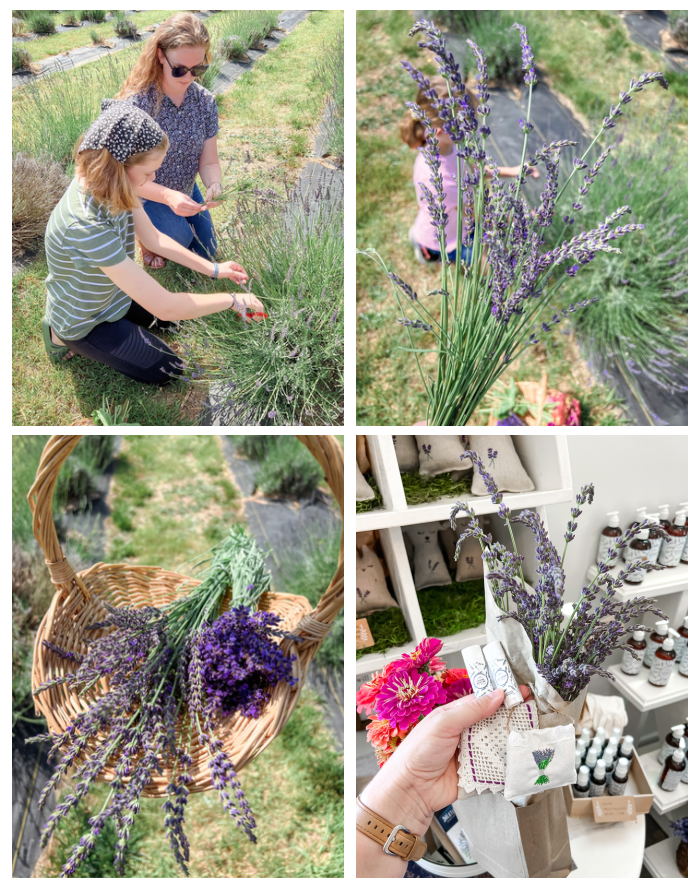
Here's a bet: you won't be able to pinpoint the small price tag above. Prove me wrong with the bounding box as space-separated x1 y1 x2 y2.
356 618 374 650
591 795 637 822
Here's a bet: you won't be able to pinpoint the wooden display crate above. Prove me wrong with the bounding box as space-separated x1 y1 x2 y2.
564 750 654 820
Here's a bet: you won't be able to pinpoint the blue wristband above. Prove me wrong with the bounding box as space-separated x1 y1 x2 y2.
212 263 219 279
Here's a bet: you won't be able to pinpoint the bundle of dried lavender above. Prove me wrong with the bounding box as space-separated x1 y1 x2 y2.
28 526 296 877
450 452 667 702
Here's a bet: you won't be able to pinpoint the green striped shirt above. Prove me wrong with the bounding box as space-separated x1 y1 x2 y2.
45 178 134 340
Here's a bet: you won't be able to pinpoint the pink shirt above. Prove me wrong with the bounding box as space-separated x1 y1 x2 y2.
412 146 461 253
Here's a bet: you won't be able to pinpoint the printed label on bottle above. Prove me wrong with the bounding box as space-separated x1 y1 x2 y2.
679 645 688 676
681 759 688 783
589 781 605 797
658 740 680 765
572 785 589 798
659 535 686 567
625 550 649 583
597 534 620 564
648 537 663 563
608 778 626 796
649 655 674 687
660 766 685 792
621 648 644 675
643 639 663 667
682 536 688 562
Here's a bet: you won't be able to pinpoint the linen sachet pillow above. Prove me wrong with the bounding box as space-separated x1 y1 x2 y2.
469 436 534 495
405 523 452 590
393 434 419 472
440 517 485 582
415 435 473 477
356 545 398 616
356 462 375 501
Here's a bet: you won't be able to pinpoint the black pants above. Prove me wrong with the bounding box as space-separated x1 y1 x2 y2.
64 302 183 385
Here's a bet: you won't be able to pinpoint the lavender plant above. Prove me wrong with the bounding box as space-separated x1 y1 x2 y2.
357 20 669 426
449 451 668 701
28 526 297 877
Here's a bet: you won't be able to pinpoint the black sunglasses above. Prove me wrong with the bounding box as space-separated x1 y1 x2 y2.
163 54 209 78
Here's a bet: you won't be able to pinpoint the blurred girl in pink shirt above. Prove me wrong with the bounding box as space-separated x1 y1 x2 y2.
400 76 533 264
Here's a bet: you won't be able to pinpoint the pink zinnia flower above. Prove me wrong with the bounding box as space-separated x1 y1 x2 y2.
356 670 386 716
444 677 473 702
396 637 444 671
375 668 447 730
366 716 409 751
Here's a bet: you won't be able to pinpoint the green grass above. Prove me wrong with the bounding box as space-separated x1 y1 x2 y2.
105 436 241 571
40 691 342 877
254 436 324 498
199 10 280 91
356 474 382 513
357 605 411 659
313 28 344 156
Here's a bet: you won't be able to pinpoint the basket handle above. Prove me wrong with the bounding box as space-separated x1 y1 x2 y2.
294 435 344 645
27 434 92 600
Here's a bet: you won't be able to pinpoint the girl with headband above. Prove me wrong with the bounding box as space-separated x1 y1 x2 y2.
117 13 222 269
43 100 263 384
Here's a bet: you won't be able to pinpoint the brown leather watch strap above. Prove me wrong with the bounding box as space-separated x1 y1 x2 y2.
355 796 427 861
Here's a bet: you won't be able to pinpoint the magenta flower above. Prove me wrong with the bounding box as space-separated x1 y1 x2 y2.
375 668 447 730
444 677 473 703
396 637 444 671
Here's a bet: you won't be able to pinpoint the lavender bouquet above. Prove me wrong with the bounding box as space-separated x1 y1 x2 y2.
450 452 668 704
28 527 297 878
358 20 668 426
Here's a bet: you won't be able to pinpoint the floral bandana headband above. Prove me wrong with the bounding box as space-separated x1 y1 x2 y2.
79 99 165 164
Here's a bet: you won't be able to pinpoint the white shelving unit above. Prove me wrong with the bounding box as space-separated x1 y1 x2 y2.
356 435 572 675
636 750 688 815
610 562 688 600
607 664 688 712
643 837 683 879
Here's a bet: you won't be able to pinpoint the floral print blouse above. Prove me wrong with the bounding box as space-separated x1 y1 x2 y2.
126 82 219 197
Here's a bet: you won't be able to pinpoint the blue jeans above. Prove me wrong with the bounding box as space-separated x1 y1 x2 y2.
421 242 473 264
142 183 217 259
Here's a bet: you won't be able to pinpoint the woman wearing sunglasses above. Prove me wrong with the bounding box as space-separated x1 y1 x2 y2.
116 13 222 269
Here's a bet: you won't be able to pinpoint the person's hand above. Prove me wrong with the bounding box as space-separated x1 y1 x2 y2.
203 182 223 208
529 166 541 180
217 261 249 286
167 190 205 217
229 291 265 323
361 686 532 835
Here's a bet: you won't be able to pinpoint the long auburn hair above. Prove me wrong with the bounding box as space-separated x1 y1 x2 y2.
116 12 211 112
399 76 477 148
74 135 169 214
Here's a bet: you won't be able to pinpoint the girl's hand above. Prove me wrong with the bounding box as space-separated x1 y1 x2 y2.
361 686 532 835
217 261 249 286
528 166 541 180
167 190 206 217
204 182 223 208
230 292 265 323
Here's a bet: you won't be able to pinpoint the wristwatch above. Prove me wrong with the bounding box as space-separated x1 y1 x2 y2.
355 796 427 861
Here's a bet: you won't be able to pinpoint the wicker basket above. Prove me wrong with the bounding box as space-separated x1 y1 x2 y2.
28 434 344 798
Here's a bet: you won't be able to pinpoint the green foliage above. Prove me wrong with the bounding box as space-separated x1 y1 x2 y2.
187 182 343 426
357 606 411 658
13 153 69 258
82 10 106 23
25 10 56 34
419 579 486 637
253 436 324 498
433 10 538 83
313 28 344 156
91 396 141 426
548 113 687 422
13 48 138 164
12 19 27 37
12 44 33 71
112 11 138 39
219 33 248 60
668 10 688 44
231 435 270 460
401 470 472 506
62 11 81 26
89 28 100 43
199 9 280 90
44 801 146 877
666 69 688 101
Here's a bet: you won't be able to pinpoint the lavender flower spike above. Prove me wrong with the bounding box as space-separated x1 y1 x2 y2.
513 23 537 85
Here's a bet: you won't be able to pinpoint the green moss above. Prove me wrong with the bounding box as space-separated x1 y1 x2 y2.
356 606 411 659
356 474 383 513
401 470 472 505
419 579 486 638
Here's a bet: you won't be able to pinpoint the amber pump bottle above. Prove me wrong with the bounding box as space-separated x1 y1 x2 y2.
624 529 651 584
646 512 663 563
596 511 622 565
658 511 687 568
648 637 676 687
608 757 630 796
658 504 671 531
680 502 688 564
643 620 669 668
627 506 647 532
659 748 686 792
621 630 646 675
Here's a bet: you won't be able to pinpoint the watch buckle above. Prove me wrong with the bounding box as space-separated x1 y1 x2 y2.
383 823 411 856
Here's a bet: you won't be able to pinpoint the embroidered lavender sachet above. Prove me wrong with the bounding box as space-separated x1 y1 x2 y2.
503 722 576 801
458 699 539 795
